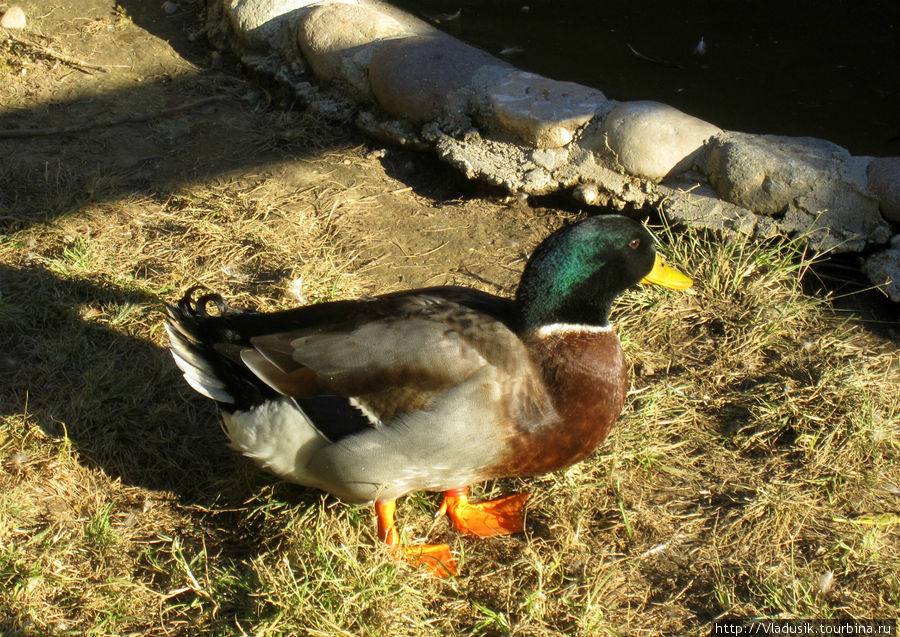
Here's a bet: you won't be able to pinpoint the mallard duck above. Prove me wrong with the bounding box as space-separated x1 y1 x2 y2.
165 214 691 576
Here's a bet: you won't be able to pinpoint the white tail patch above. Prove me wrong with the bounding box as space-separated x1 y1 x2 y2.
182 370 233 403
166 321 235 404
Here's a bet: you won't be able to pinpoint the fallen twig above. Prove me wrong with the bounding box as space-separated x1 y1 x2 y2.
3 28 111 73
0 96 228 138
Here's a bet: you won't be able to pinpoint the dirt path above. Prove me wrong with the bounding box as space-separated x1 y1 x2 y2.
1 0 572 300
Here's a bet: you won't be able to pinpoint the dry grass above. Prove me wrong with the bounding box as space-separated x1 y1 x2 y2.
1 170 897 635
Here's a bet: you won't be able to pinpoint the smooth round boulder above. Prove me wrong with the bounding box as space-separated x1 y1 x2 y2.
297 4 410 100
224 0 315 51
599 100 721 182
369 35 503 122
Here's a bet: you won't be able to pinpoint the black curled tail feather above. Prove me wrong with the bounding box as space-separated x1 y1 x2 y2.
166 288 277 408
165 287 243 405
175 286 231 320
166 287 233 339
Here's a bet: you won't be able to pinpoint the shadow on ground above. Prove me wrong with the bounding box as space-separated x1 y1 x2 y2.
0 262 234 497
0 1 350 502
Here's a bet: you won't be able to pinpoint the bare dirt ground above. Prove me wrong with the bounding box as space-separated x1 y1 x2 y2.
1 1 898 635
0 0 557 292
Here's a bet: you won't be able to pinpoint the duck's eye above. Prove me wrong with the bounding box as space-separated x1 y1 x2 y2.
628 238 641 249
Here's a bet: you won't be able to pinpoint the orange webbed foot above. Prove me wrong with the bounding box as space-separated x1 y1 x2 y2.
403 544 458 577
437 487 530 538
375 500 458 577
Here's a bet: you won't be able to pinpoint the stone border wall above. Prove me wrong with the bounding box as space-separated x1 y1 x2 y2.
207 0 900 301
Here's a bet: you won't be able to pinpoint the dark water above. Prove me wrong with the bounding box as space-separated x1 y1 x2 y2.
389 0 900 157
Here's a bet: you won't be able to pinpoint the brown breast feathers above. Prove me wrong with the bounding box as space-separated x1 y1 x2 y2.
496 325 627 478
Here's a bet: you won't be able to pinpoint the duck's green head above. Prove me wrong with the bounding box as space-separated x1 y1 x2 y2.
515 215 691 331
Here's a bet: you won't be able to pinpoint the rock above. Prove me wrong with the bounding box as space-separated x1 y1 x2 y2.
431 131 554 194
530 147 569 171
521 167 553 192
659 180 780 239
595 101 720 182
356 110 426 149
0 5 27 29
703 132 890 252
863 235 900 302
224 0 316 53
705 133 843 214
867 157 900 222
369 35 508 122
487 72 610 148
361 0 441 34
297 4 414 101
572 182 600 206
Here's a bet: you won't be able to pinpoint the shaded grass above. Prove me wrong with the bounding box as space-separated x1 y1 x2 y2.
0 160 898 635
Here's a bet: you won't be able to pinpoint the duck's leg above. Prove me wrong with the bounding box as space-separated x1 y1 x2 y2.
436 487 529 537
375 500 458 577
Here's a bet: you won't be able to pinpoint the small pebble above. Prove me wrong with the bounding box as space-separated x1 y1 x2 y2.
817 570 834 596
162 0 179 15
573 182 600 206
0 5 27 29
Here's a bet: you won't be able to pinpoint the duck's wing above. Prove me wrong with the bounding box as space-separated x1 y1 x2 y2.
169 287 549 443
244 292 542 425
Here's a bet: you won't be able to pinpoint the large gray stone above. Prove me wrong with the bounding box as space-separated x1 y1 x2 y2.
223 0 435 55
867 157 900 222
863 236 900 302
369 36 508 122
704 133 841 214
597 100 721 181
659 180 780 239
704 133 890 252
297 4 414 101
354 0 440 34
486 72 611 148
224 0 315 53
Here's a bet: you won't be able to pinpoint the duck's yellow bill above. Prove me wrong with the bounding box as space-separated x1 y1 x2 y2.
641 254 693 289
